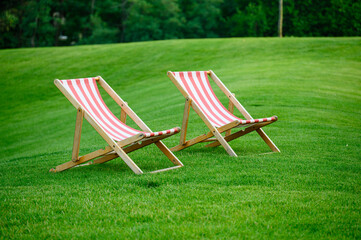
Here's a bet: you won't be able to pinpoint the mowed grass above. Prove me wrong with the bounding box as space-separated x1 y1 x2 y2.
0 37 360 239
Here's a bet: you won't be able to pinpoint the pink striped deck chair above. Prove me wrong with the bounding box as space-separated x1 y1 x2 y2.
50 76 183 174
167 70 280 156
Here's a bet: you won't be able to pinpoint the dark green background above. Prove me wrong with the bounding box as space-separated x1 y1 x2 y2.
1 0 360 48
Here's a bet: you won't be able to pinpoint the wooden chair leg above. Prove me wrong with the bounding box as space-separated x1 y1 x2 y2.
50 108 86 172
155 141 183 166
212 129 237 157
72 108 84 162
256 128 280 152
189 100 237 156
180 98 191 145
226 93 235 137
111 143 143 174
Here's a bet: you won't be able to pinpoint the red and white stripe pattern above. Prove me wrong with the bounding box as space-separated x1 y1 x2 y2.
172 71 277 128
240 116 276 125
59 77 179 141
173 71 240 127
144 128 179 138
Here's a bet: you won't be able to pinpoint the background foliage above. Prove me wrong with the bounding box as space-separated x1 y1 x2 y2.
1 0 360 48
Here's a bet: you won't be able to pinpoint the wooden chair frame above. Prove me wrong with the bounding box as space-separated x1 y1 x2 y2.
167 70 280 157
50 76 183 174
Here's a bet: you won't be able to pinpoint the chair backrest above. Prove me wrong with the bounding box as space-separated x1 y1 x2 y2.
172 71 241 127
59 77 142 141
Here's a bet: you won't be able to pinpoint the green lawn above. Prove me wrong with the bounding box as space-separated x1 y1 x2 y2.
0 38 360 239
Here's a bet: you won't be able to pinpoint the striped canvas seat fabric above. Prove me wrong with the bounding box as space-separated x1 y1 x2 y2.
172 71 277 128
172 71 240 127
60 78 179 141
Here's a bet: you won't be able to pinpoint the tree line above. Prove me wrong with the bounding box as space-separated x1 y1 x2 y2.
0 0 360 48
